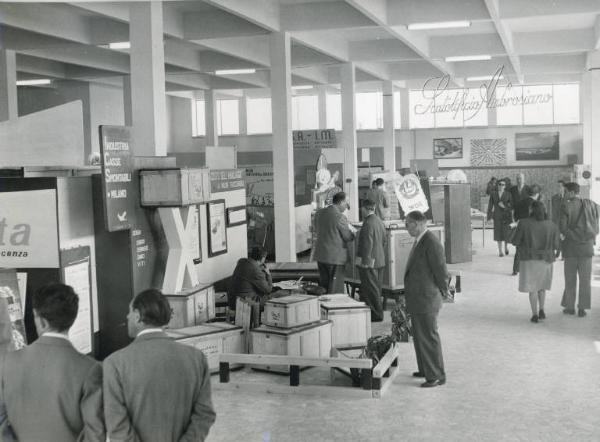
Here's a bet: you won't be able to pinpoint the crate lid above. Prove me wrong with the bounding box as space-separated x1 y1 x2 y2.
167 323 242 339
319 295 367 310
265 294 317 306
321 303 369 311
251 319 331 336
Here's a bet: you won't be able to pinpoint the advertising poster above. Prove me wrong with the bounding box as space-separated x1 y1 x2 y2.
207 200 227 256
393 173 430 214
0 269 27 350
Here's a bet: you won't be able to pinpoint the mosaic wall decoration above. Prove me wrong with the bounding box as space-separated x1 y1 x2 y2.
470 138 507 166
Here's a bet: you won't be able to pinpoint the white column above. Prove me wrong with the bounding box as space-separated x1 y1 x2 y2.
122 75 132 126
341 62 358 221
318 85 327 129
239 95 248 135
129 1 167 156
382 81 396 172
582 70 600 202
204 89 219 147
270 32 296 261
0 50 18 121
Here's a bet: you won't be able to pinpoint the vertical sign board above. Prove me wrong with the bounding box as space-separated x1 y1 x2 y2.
99 126 134 232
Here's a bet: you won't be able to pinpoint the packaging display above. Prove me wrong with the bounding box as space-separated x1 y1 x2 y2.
319 295 371 348
140 168 211 207
165 285 215 329
166 323 245 372
250 320 332 373
263 294 320 328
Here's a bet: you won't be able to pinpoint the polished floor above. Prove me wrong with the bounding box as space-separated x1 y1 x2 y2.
209 230 600 442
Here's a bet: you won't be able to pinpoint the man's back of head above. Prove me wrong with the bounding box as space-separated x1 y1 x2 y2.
33 283 79 336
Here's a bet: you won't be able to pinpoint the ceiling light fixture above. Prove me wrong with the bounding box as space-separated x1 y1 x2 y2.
466 75 504 82
108 41 131 50
292 85 313 90
16 79 52 86
407 21 471 30
446 55 492 62
215 69 256 75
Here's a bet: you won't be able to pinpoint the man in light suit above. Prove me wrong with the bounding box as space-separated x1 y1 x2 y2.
104 289 216 442
0 283 105 441
313 191 356 293
404 211 449 388
357 199 387 322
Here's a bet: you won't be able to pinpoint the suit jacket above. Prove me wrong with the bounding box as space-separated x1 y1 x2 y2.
487 190 513 222
366 188 388 220
514 197 536 221
550 193 564 224
103 332 216 442
0 336 105 442
313 205 355 265
559 197 600 258
512 218 560 262
510 184 531 205
228 258 273 309
357 213 387 268
404 231 449 315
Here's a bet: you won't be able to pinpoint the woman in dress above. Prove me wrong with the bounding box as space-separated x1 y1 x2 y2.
511 201 561 323
487 179 513 257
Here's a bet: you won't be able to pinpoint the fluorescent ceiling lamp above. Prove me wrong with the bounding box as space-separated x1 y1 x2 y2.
466 75 504 81
292 85 313 90
109 41 130 50
215 69 256 75
407 21 471 30
446 55 491 62
16 79 52 86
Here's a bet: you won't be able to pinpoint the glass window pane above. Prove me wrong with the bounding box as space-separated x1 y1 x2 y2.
356 92 383 130
463 88 488 127
326 93 342 131
193 100 206 136
523 85 553 125
553 84 580 124
217 99 240 135
247 97 272 134
393 91 401 129
409 90 435 128
496 85 523 126
434 89 463 128
292 95 319 130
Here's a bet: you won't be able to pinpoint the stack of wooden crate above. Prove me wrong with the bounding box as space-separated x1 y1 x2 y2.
318 294 371 349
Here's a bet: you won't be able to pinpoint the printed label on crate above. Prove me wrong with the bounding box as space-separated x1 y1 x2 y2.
210 169 245 193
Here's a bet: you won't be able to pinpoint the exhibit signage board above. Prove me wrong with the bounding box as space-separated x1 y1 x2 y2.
0 189 59 268
99 125 134 232
394 173 430 214
210 169 245 193
293 129 337 149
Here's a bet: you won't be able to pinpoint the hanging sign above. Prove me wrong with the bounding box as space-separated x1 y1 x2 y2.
99 125 134 232
394 173 430 214
0 189 59 268
210 169 245 193
293 129 337 149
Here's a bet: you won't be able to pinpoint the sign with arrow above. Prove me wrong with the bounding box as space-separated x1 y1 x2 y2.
99 126 134 232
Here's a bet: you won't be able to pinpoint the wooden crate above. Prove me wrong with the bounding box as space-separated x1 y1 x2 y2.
165 285 215 329
250 320 332 373
166 323 245 372
140 168 211 206
320 296 371 348
263 294 320 328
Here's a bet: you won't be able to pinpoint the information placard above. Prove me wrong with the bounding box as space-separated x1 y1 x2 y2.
293 129 337 149
210 169 245 193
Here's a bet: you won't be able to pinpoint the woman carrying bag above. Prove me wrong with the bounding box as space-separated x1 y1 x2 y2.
487 179 513 257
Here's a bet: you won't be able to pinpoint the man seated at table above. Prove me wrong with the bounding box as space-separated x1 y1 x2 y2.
228 245 273 311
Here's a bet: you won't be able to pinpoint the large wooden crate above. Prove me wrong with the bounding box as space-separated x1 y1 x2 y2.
166 323 245 372
165 285 215 329
320 296 371 348
263 294 320 328
250 320 332 373
140 168 211 206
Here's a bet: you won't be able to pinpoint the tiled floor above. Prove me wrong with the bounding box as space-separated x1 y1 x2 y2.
208 230 600 442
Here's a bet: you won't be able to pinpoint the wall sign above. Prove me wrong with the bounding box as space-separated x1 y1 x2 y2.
227 206 247 227
0 189 59 268
207 200 228 257
99 125 134 232
293 129 337 149
393 174 430 214
210 169 245 193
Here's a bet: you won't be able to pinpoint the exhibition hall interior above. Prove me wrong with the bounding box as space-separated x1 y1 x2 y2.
1 0 600 441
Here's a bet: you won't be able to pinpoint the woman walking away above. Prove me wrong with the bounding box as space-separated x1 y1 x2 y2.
512 201 561 323
487 179 513 257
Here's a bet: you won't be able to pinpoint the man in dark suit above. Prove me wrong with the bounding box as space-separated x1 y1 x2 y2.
313 191 356 293
510 173 531 206
404 211 449 388
229 245 273 310
357 199 387 322
0 283 105 442
511 185 541 275
366 178 389 220
104 289 216 442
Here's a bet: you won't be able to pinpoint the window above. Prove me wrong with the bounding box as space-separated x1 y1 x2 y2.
216 99 239 135
292 95 319 130
326 93 342 131
356 92 383 130
553 84 579 124
393 91 401 129
495 86 523 126
246 97 272 134
523 85 553 125
192 100 206 137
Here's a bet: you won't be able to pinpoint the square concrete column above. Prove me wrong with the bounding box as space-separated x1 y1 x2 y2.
318 85 327 129
382 81 396 172
122 75 132 126
204 89 219 147
239 94 248 135
0 50 18 121
129 1 167 156
270 32 296 262
582 70 600 202
341 62 358 221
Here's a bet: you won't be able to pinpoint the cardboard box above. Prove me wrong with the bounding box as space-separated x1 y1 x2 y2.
140 168 211 206
263 294 320 328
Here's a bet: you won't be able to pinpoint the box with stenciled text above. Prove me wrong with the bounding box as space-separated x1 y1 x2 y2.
263 294 320 328
165 285 215 329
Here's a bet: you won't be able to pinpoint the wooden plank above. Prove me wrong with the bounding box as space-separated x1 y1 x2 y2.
372 365 400 399
373 344 400 378
214 382 374 399
219 353 372 369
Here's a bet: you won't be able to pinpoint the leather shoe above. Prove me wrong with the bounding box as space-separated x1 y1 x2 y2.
578 309 587 317
530 315 538 323
538 309 546 320
412 371 425 378
421 379 446 388
563 308 575 315
512 272 518 276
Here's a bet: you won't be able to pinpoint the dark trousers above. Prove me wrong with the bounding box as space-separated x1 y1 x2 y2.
411 312 445 382
562 256 592 310
512 247 520 274
317 262 346 294
358 266 384 321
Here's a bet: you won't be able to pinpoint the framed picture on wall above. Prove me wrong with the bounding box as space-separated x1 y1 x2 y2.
515 132 559 161
433 138 463 159
207 199 228 257
226 205 247 227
